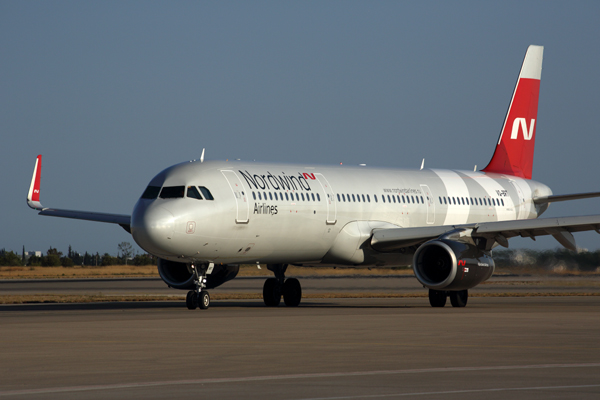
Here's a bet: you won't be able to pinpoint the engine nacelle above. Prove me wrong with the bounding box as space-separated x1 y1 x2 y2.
413 239 494 291
157 259 240 290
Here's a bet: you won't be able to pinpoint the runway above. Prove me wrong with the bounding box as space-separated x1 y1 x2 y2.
2 274 600 296
2 290 600 399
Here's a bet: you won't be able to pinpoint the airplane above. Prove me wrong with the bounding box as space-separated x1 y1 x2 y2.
27 45 600 310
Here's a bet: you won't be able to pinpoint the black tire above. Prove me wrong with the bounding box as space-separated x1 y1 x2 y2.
428 289 447 307
450 290 468 307
199 291 210 310
186 290 197 310
263 278 281 307
283 278 302 307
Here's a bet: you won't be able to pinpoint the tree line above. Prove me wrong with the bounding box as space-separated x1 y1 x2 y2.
0 242 155 267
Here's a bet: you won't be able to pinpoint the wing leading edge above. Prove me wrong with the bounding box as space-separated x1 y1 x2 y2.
27 155 131 233
371 215 600 252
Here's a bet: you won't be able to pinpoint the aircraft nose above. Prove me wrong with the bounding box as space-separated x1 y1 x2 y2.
131 203 175 256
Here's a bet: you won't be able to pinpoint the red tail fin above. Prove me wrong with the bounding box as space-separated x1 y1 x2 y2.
482 45 543 179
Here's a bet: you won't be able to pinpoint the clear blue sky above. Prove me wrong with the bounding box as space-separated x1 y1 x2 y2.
2 1 600 256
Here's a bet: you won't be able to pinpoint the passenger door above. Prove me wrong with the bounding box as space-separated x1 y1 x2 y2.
315 173 337 224
221 170 250 223
420 184 435 224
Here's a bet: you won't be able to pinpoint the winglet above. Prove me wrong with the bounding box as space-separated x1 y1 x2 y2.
27 155 44 210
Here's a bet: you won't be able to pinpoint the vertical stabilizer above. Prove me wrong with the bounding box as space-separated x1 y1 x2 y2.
482 45 543 179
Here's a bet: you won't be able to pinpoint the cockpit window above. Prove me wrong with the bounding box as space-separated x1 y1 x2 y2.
198 186 214 200
160 186 185 199
141 185 161 199
187 186 203 200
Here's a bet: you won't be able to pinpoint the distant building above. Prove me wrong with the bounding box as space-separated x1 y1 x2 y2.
23 251 42 262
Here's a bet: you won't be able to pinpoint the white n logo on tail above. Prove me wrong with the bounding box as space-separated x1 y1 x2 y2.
510 118 535 140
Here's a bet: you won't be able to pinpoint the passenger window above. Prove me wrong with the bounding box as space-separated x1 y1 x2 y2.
296 193 300 201
392 195 396 203
311 193 315 201
285 193 289 201
301 193 305 201
501 199 505 206
367 194 370 202
374 195 378 202
258 192 262 200
198 187 214 200
337 194 341 202
269 192 273 201
141 185 161 199
382 195 386 203
352 194 356 202
317 193 321 201
362 194 366 202
187 186 203 200
252 192 256 200
160 186 185 199
421 196 424 203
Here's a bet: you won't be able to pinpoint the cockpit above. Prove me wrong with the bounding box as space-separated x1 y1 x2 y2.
140 185 214 200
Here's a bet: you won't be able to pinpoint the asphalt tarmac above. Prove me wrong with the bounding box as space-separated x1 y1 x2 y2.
1 276 600 399
2 274 600 296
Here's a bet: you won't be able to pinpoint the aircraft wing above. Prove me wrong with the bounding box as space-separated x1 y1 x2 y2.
371 215 600 252
27 155 132 233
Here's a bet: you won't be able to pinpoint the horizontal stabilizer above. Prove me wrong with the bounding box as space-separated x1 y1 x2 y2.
534 191 600 204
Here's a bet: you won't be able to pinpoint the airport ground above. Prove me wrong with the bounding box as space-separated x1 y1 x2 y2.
1 274 600 399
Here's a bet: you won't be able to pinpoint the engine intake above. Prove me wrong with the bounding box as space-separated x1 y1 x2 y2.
413 239 494 290
157 259 240 290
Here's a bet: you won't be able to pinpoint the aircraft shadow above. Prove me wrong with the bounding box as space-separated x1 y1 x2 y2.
0 299 419 312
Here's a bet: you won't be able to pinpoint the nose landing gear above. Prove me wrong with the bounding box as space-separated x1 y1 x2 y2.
186 263 212 310
262 264 302 307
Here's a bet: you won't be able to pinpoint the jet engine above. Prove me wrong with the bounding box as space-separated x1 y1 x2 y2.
412 239 494 291
157 258 239 290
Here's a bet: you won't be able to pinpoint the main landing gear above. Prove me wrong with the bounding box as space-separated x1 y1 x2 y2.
186 264 211 310
428 289 468 308
263 264 302 307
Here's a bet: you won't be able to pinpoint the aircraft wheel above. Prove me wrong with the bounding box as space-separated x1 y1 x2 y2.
263 278 281 307
186 290 198 310
199 291 210 310
283 278 302 307
428 289 447 307
450 290 468 307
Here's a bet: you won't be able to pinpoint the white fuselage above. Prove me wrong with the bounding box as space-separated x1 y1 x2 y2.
130 160 552 267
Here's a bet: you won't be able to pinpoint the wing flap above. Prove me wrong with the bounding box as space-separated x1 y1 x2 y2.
370 215 600 252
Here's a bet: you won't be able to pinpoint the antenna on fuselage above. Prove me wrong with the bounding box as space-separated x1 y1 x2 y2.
200 148 205 163
420 158 425 170
474 165 477 171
